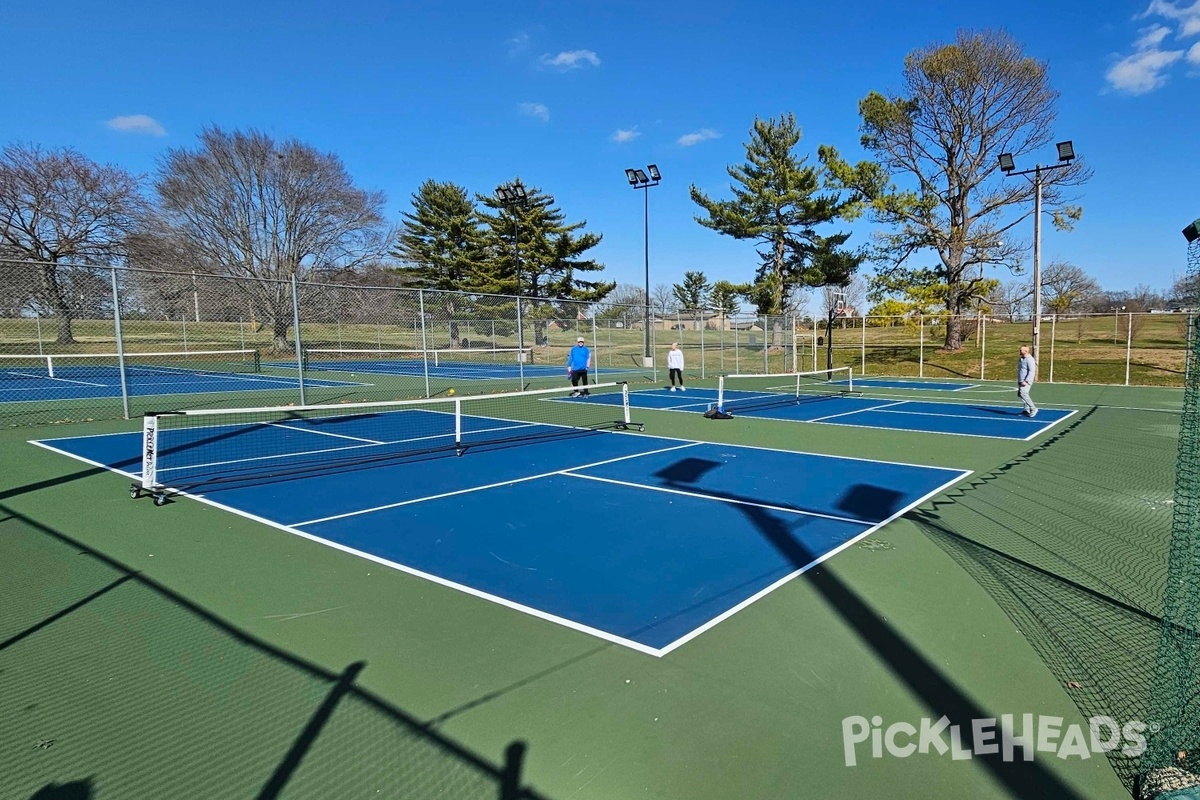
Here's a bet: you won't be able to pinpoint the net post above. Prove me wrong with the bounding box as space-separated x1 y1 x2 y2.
110 266 131 419
716 375 726 412
46 354 55 379
418 289 431 398
141 414 159 491
622 382 631 426
454 398 462 451
847 367 854 394
291 275 306 405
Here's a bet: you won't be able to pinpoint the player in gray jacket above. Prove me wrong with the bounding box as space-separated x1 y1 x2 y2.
1017 345 1037 417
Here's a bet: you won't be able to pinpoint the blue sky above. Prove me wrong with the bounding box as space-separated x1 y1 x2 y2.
3 0 1199 300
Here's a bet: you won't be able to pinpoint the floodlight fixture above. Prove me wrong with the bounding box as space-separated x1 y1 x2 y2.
1184 218 1199 243
625 169 639 185
648 164 661 181
998 153 1015 173
1056 141 1075 163
634 169 649 184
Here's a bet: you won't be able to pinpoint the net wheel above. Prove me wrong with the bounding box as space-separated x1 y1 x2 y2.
638 424 645 432
129 485 140 500
153 493 167 507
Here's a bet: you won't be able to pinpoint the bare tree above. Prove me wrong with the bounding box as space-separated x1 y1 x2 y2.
0 143 144 342
154 127 392 349
987 280 1033 322
825 29 1090 350
1041 260 1100 313
651 283 674 315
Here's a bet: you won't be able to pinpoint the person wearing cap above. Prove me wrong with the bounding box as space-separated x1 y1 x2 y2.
566 335 592 397
667 342 685 391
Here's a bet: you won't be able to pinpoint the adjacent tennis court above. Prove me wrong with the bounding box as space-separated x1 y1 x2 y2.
31 383 969 655
572 369 1073 440
0 349 358 402
278 346 621 382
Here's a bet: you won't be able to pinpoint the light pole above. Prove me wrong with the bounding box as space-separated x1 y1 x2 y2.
998 141 1076 363
625 165 660 368
496 180 529 373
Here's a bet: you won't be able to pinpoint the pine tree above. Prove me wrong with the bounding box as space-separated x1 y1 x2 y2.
478 181 615 344
690 114 862 317
392 180 490 345
672 271 711 312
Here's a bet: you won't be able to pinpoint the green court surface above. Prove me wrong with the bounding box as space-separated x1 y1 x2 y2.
0 377 1181 799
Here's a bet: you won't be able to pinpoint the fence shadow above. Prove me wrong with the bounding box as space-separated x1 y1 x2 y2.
0 503 551 800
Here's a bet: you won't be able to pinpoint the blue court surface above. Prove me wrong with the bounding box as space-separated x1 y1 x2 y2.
32 416 969 656
835 378 975 391
1 364 357 403
571 388 1075 440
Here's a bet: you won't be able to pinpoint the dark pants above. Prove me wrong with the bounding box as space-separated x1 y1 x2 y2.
669 368 683 386
570 370 589 396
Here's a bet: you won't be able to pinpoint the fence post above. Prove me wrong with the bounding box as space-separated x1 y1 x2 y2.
811 322 817 372
591 317 599 379
919 314 924 378
110 267 131 420
1188 313 1194 385
515 295 525 389
291 275 306 405
980 315 986 380
1125 312 1133 386
860 315 866 376
762 315 769 374
418 289 432 397
699 312 706 379
1049 314 1056 383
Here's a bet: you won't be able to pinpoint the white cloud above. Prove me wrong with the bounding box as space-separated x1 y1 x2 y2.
519 102 549 122
1135 23 1173 48
677 128 720 147
1106 48 1184 92
507 32 531 56
611 127 640 143
1108 1 1200 92
1189 40 1200 63
540 50 600 69
1142 0 1200 37
106 114 166 136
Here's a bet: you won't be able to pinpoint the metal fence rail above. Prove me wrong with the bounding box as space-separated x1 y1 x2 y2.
0 259 1189 427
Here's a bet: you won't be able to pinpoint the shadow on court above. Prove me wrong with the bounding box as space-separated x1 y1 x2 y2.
0 504 551 800
651 458 1092 800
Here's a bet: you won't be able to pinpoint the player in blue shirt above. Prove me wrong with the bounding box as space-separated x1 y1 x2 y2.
567 336 592 397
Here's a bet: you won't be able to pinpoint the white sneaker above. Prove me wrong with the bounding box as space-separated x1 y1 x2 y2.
679 387 686 391
1029 409 1038 418
669 386 676 392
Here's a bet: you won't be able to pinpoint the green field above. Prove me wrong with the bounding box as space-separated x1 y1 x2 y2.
0 377 1182 799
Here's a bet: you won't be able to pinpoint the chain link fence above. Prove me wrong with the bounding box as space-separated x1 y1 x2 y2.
0 259 1190 427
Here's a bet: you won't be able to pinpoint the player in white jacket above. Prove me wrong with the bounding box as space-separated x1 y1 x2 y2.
667 342 685 391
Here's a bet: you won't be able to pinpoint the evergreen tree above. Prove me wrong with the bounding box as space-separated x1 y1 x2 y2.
710 280 742 318
690 114 862 318
392 180 491 345
478 180 614 344
672 271 711 312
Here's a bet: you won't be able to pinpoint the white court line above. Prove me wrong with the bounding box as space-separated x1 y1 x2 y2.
869 406 1051 425
155 421 539 475
3 371 108 387
290 442 703 527
29 432 973 657
561 472 870 526
263 421 383 445
807 400 908 423
656 465 974 656
25 439 665 658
